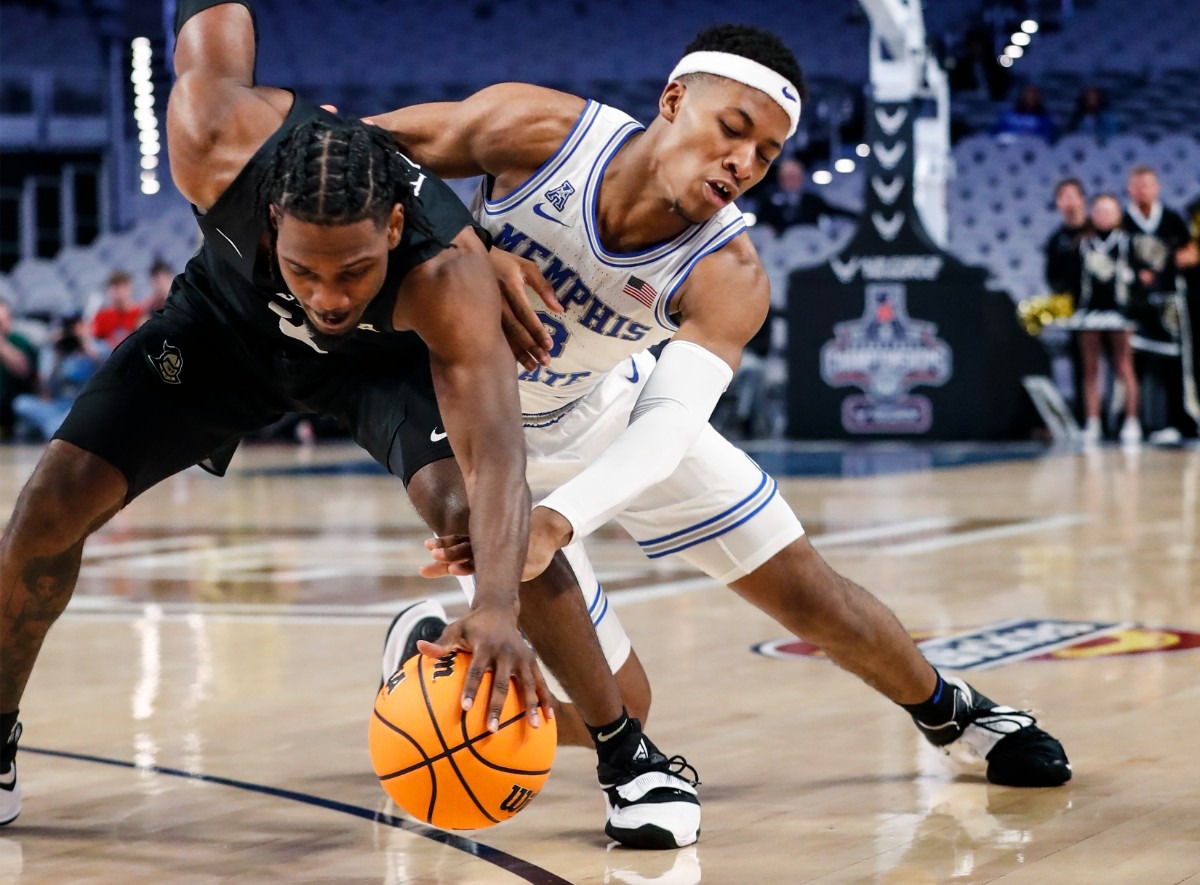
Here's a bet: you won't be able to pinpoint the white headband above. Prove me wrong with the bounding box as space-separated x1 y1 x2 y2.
669 50 801 138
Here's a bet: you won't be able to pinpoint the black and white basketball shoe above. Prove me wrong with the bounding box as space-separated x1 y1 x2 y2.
914 677 1072 787
598 721 701 849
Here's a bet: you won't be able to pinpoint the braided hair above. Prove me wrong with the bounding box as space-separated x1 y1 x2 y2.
682 24 807 105
256 116 439 275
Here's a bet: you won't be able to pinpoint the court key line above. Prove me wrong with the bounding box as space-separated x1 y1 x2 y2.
20 745 573 885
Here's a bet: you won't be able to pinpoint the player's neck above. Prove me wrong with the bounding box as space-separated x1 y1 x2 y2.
594 131 692 254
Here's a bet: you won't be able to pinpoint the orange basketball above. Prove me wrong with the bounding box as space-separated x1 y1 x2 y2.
369 649 557 830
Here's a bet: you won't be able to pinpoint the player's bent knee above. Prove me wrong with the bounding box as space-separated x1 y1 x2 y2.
4 441 127 550
406 458 470 536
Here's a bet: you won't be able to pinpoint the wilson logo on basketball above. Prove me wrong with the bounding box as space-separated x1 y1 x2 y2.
432 652 457 680
384 668 406 693
499 784 537 813
753 619 1200 671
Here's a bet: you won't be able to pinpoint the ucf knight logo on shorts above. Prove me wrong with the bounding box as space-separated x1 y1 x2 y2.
151 340 183 384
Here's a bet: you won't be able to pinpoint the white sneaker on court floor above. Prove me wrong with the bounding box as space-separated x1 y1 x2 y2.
0 722 22 826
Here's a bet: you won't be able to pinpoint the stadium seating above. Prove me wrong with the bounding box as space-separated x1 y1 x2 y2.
2 0 1199 315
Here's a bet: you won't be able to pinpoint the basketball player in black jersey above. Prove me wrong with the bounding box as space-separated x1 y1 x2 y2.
0 0 571 828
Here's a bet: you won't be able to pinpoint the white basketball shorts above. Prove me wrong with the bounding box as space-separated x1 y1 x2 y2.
521 350 806 694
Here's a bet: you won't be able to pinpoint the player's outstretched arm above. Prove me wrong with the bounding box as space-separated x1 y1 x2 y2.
167 1 292 209
397 228 552 730
364 83 584 183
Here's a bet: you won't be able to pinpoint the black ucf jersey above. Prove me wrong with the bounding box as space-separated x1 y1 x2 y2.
178 93 488 356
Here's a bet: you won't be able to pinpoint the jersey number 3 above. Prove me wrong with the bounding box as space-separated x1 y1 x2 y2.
539 312 570 358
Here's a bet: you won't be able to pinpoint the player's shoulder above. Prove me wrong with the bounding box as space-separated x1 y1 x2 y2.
693 231 766 288
679 232 768 313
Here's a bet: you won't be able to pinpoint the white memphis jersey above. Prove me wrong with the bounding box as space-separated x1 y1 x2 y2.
472 100 747 418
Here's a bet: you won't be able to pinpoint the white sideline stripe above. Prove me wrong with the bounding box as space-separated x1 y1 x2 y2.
878 514 1089 556
810 517 959 548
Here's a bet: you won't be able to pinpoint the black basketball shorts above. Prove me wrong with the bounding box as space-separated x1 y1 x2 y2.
54 304 455 501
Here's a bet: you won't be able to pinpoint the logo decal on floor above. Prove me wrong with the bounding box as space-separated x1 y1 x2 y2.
753 618 1200 670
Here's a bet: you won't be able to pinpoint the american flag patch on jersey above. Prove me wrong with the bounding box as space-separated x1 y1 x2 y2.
623 275 657 308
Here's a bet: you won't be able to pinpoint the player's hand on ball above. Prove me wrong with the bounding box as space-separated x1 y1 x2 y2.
490 248 563 371
417 606 554 732
522 507 574 581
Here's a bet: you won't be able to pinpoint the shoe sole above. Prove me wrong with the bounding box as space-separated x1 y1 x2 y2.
605 821 699 850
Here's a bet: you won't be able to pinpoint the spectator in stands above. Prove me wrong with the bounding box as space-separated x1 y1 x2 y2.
1067 86 1118 142
12 315 103 441
992 84 1057 143
142 258 174 317
947 27 1010 101
1077 194 1146 444
1123 165 1189 293
91 269 143 348
1045 178 1089 298
0 298 37 440
755 157 856 235
1122 164 1193 442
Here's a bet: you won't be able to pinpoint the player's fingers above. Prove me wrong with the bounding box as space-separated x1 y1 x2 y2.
415 638 452 658
461 649 493 715
509 290 553 356
517 660 545 728
519 260 564 314
500 308 539 371
320 103 339 113
447 559 476 576
531 661 555 719
486 657 513 733
417 561 453 579
429 540 473 564
427 535 469 550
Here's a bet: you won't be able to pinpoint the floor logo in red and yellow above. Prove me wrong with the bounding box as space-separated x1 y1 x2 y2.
753 618 1200 671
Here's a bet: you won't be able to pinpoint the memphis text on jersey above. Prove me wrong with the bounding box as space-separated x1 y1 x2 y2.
493 223 654 390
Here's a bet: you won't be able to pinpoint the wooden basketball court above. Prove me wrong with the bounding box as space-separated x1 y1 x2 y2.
1 440 1197 884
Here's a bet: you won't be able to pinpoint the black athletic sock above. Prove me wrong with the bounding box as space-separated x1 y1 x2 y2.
0 710 18 771
587 708 633 766
901 671 959 726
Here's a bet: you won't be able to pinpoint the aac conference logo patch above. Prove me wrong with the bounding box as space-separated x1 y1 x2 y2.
753 618 1200 671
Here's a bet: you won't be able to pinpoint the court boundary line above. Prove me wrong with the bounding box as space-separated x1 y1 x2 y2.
20 746 573 885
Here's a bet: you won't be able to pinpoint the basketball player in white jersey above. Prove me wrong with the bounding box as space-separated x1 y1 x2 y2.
374 24 1071 849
